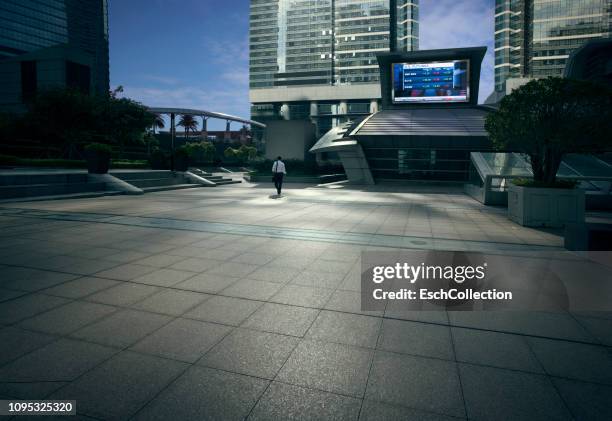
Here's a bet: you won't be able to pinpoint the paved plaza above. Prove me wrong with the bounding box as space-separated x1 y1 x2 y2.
0 182 611 420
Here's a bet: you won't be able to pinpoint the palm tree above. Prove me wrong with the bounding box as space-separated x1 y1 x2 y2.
178 114 198 140
152 113 165 134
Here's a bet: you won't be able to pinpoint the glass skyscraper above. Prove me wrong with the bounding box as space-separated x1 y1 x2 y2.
0 0 109 95
494 0 611 93
249 0 419 138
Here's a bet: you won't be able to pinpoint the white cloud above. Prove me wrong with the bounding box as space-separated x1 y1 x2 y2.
419 0 495 102
141 74 181 85
120 35 251 130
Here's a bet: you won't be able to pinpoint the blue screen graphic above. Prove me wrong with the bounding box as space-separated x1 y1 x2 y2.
392 60 469 103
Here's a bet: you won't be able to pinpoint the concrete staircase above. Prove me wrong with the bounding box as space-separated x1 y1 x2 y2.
0 172 113 200
111 171 206 193
189 168 241 186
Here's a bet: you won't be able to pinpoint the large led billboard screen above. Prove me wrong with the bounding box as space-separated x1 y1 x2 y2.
392 60 470 104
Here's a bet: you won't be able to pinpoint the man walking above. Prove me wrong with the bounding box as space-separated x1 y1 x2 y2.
272 156 286 197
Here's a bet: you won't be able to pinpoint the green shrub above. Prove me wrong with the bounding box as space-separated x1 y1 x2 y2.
512 178 578 189
84 142 113 154
149 148 169 170
183 141 216 163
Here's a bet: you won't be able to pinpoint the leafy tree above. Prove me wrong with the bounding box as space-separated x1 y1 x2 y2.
178 114 198 140
224 146 236 159
152 113 165 134
485 77 612 185
98 95 156 157
25 89 100 159
20 88 156 159
223 145 257 163
182 141 216 163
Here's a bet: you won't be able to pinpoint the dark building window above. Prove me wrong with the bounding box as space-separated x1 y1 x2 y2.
20 60 37 102
66 61 91 93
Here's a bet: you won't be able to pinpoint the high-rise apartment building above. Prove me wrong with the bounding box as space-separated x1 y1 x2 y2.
494 0 611 93
0 0 109 109
250 0 419 139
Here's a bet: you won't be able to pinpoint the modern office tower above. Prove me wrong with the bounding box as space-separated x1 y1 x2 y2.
494 0 611 94
249 0 419 144
0 0 109 110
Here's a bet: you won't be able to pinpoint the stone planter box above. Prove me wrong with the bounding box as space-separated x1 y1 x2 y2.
85 150 111 174
507 184 585 228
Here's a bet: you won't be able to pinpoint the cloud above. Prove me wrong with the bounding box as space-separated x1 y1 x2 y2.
419 0 495 102
141 74 181 85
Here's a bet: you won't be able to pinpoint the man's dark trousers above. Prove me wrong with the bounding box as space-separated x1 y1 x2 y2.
274 173 284 195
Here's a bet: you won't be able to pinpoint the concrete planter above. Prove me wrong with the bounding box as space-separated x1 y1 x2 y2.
85 150 111 174
507 184 585 228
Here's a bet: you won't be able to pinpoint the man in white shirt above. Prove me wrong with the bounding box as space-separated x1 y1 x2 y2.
271 156 286 196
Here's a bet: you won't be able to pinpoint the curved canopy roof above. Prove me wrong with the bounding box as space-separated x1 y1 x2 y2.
147 107 266 128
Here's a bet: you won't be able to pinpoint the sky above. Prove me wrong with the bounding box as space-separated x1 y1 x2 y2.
109 0 494 130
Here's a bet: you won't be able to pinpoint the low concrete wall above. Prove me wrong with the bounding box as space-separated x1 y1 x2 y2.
245 174 346 184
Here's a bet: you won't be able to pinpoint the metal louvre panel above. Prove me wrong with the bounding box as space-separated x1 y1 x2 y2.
354 109 489 136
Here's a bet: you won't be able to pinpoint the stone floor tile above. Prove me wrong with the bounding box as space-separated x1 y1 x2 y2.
0 338 115 382
130 268 196 287
365 351 464 418
552 377 612 421
0 266 79 292
19 301 117 335
242 303 319 337
184 295 262 326
459 363 571 421
377 319 454 360
174 272 240 293
200 328 298 379
359 400 462 421
85 282 159 306
94 263 158 281
0 326 56 366
50 351 187 420
250 382 361 421
130 318 231 363
221 278 283 301
71 309 172 348
131 289 210 316
270 284 334 308
133 366 268 421
0 293 70 325
452 327 543 373
306 311 381 348
277 340 373 397
528 337 612 385
41 276 120 299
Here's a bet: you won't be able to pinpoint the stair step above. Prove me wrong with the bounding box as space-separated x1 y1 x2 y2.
112 171 176 181
214 180 242 185
0 190 122 204
126 178 188 188
142 184 206 193
0 182 107 199
0 173 88 186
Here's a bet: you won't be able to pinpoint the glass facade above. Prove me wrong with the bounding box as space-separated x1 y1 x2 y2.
249 0 419 89
494 0 611 92
0 0 109 94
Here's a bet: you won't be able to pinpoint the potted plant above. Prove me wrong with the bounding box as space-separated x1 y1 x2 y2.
84 142 112 174
485 77 611 227
149 147 169 170
174 146 189 171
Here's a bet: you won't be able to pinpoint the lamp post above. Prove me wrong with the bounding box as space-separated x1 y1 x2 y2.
170 112 176 171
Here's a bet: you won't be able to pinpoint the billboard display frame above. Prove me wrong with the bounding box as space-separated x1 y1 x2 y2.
391 59 471 105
